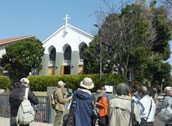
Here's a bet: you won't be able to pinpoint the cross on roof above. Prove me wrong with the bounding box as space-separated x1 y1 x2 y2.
63 14 71 26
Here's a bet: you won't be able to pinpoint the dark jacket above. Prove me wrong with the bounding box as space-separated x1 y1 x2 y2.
74 89 93 126
9 85 39 117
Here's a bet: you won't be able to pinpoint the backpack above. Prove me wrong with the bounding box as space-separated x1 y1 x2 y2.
158 105 172 122
16 88 35 125
50 91 56 109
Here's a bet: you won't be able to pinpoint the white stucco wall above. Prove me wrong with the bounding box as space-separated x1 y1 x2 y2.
0 45 6 58
43 24 93 54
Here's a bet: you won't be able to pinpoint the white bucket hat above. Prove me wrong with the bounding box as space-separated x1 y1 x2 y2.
164 86 172 92
58 81 66 87
20 78 29 84
80 77 94 90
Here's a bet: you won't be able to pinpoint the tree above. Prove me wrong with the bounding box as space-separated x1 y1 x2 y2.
160 0 172 8
84 4 156 76
151 6 171 60
84 2 172 86
157 0 172 22
83 36 100 74
0 38 44 83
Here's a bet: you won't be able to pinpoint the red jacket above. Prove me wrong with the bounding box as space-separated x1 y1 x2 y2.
97 95 108 117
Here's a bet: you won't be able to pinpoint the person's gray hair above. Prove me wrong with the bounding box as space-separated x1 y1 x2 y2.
138 85 148 96
116 83 130 95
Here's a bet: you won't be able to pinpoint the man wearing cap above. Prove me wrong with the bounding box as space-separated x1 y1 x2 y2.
73 77 94 126
96 89 108 126
9 78 39 126
53 81 71 126
161 86 172 126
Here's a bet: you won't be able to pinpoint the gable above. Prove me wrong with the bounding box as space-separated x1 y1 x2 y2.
43 24 93 54
43 24 93 44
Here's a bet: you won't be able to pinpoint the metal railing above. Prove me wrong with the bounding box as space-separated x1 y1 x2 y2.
0 94 50 123
0 94 10 117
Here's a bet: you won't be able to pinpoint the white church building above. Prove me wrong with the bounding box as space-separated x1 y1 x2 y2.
40 15 94 75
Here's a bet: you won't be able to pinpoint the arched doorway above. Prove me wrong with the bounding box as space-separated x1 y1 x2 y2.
79 43 87 59
78 43 87 74
48 46 56 75
63 44 72 74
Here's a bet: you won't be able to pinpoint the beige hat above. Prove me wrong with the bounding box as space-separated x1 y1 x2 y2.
164 86 172 92
80 77 94 90
58 81 66 87
20 78 29 84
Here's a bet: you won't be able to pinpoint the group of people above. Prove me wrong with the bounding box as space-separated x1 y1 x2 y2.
8 77 172 126
52 77 156 126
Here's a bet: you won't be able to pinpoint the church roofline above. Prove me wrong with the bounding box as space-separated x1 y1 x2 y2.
42 24 93 44
67 24 93 38
42 25 65 44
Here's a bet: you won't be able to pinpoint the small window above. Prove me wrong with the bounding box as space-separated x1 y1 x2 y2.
80 44 87 59
49 48 56 61
64 46 71 60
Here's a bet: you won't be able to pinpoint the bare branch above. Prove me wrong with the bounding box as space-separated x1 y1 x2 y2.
100 0 115 13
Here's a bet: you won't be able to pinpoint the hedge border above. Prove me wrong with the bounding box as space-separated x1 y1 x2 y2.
28 74 127 91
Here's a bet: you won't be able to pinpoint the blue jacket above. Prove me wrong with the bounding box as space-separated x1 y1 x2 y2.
74 89 93 126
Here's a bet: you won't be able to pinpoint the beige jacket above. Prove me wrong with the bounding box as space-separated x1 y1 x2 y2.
109 96 141 126
54 88 69 111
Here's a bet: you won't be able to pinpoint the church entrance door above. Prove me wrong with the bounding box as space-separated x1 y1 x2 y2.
64 66 70 74
48 66 55 75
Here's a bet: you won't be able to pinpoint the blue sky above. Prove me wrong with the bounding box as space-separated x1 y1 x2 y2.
0 0 118 41
0 0 172 65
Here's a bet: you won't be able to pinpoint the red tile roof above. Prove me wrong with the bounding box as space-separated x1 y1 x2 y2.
0 35 36 45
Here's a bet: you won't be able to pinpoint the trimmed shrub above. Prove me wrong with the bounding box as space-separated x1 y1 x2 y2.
0 76 11 89
27 74 127 91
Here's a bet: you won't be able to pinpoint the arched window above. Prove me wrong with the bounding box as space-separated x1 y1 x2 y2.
49 48 56 61
64 46 71 60
79 43 87 59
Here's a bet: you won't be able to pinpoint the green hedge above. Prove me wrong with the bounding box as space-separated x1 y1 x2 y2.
0 76 11 89
28 74 127 91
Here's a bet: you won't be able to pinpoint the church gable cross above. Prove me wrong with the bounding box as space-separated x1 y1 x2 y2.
63 14 71 26
63 14 71 32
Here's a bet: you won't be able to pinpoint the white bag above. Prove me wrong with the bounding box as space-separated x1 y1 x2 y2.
158 105 172 122
16 88 35 125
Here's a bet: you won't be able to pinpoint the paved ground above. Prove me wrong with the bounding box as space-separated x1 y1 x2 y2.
0 116 164 126
0 117 53 126
154 115 164 126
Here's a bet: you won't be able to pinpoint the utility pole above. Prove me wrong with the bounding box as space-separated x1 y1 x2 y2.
94 24 103 76
129 69 132 89
161 78 165 93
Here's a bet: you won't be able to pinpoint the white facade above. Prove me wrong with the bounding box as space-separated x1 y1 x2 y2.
41 22 94 75
43 24 93 54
